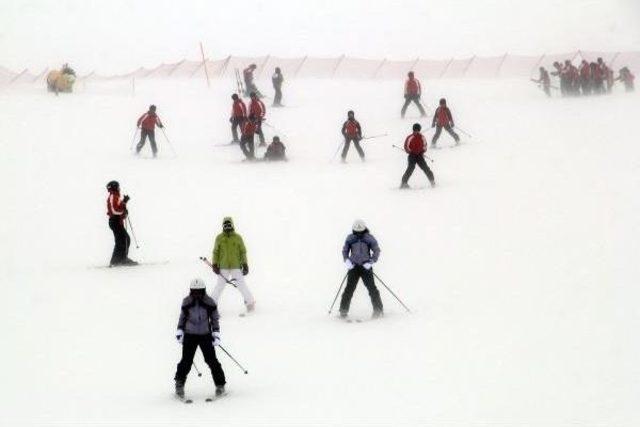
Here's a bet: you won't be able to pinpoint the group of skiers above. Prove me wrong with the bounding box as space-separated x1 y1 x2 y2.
533 58 635 97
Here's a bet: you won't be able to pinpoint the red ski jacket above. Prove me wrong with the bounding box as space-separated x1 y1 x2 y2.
432 106 453 127
249 99 266 119
107 191 127 223
342 119 362 139
137 112 162 131
231 99 247 119
404 132 426 155
404 78 421 96
580 64 591 79
242 121 257 137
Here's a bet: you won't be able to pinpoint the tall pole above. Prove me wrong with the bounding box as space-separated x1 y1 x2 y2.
199 42 211 88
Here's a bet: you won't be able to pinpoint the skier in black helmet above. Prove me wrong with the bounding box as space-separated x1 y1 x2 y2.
105 180 137 266
174 278 226 400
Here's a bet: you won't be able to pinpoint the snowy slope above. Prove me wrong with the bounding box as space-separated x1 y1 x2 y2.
1 77 639 426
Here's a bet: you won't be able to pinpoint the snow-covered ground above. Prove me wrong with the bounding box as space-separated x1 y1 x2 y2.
1 77 639 426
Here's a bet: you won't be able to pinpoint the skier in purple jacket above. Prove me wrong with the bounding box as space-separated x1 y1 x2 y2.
339 219 383 318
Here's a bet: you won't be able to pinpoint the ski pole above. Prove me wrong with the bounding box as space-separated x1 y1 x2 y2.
192 362 202 377
199 257 238 288
130 127 139 151
126 216 140 249
160 127 178 157
454 126 473 138
332 140 345 161
218 345 249 374
372 271 411 313
391 144 434 163
328 273 348 314
361 133 388 141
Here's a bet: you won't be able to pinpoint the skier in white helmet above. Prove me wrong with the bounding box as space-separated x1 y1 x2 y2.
340 219 383 319
174 278 226 399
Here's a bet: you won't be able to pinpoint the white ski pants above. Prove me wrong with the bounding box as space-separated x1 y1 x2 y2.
212 269 255 306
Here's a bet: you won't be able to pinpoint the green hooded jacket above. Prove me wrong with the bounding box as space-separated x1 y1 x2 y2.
212 217 247 269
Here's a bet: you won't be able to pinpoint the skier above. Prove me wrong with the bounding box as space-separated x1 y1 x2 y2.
340 110 364 162
106 180 137 266
243 64 260 97
211 217 256 313
248 92 266 146
174 278 226 399
339 219 383 319
550 61 566 96
532 66 551 96
230 94 247 144
272 67 284 107
579 60 592 95
400 123 435 189
401 71 426 118
591 62 604 94
564 60 579 96
264 136 287 161
431 98 460 147
616 67 635 92
598 58 614 93
240 115 258 160
135 105 164 157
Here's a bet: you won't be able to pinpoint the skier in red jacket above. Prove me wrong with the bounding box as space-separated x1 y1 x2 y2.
135 105 163 157
240 115 258 160
400 123 435 189
341 110 364 162
248 92 266 146
431 98 460 147
230 94 247 143
401 71 427 118
106 180 137 266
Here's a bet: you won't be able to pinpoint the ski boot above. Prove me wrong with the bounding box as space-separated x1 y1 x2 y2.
339 310 348 319
215 385 226 397
246 302 256 313
372 310 384 319
399 182 410 190
175 379 185 399
429 179 436 188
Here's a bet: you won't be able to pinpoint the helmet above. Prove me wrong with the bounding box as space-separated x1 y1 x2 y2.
347 110 354 117
149 105 156 112
106 180 119 191
412 123 421 132
222 216 234 232
439 98 446 105
250 91 257 98
408 71 414 78
232 93 239 100
190 278 206 290
272 136 281 143
352 219 367 233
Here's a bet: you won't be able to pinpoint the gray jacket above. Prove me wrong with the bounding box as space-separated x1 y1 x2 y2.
177 295 220 335
342 232 380 266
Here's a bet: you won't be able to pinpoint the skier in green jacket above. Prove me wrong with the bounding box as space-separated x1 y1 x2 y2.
211 217 255 313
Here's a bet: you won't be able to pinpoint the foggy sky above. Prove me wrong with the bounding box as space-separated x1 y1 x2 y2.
1 0 639 74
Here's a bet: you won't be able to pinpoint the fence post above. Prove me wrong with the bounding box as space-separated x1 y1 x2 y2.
258 55 270 78
373 58 386 79
438 58 454 79
332 55 345 78
168 59 186 77
495 53 508 78
199 42 210 87
294 56 308 78
220 55 232 78
462 55 476 77
609 52 620 68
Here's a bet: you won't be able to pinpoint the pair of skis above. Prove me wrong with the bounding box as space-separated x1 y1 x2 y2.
177 390 228 404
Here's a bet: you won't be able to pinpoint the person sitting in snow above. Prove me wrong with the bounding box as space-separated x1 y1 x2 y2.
264 136 287 161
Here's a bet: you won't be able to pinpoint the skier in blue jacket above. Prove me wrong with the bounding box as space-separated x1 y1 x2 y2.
340 219 383 318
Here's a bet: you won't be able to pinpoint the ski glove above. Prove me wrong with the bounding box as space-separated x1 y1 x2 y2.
363 262 373 270
242 263 249 276
212 331 221 347
345 259 354 270
212 264 220 275
176 329 184 344
123 195 130 203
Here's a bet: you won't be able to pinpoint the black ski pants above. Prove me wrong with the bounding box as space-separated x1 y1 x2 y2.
432 125 460 145
256 122 265 145
401 154 434 186
136 129 157 155
240 135 255 160
230 117 244 142
109 216 130 265
401 95 426 118
341 137 365 160
175 334 226 386
340 266 383 313
273 84 283 106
